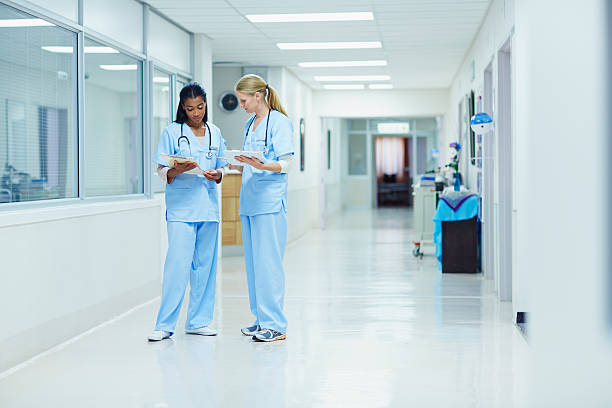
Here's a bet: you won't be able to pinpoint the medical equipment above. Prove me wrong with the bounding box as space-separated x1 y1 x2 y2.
179 122 214 158
433 192 479 272
412 182 437 258
470 112 493 134
244 110 271 154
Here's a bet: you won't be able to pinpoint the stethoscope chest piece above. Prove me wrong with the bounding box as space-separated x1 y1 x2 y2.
180 122 215 159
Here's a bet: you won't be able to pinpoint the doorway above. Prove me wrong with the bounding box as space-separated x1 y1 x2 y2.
482 63 495 281
497 38 513 301
374 136 411 207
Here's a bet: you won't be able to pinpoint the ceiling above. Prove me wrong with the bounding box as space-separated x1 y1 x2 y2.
147 0 491 90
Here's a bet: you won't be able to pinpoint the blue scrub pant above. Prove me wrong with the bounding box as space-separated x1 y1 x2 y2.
241 210 288 333
155 221 219 333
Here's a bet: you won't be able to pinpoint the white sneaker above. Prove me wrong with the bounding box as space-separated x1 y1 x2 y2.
185 326 217 336
148 330 172 341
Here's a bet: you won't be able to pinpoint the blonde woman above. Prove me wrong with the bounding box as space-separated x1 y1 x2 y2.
232 74 294 342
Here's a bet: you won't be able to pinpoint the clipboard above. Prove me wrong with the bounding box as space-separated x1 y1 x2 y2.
220 150 265 166
160 154 202 175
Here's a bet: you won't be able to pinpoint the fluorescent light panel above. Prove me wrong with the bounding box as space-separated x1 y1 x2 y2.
299 60 387 68
42 46 119 54
315 75 390 82
323 84 365 90
247 12 373 23
278 41 381 50
99 64 137 71
369 84 393 89
0 18 53 27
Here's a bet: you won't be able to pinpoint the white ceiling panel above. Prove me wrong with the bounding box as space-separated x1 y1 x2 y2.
145 0 491 89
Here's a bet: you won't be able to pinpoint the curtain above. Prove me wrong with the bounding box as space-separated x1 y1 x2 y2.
375 137 406 182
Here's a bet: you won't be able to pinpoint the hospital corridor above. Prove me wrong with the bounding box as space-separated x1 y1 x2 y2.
1 0 611 407
0 209 529 407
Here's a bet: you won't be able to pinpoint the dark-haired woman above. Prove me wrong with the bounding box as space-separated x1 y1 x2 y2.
148 83 227 342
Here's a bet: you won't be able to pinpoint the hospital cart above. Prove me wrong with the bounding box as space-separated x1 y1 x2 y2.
412 183 438 258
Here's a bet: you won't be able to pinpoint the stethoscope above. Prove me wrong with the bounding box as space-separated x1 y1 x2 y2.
244 110 272 154
178 122 215 159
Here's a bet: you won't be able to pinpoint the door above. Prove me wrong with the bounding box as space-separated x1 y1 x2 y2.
483 63 495 280
497 39 513 301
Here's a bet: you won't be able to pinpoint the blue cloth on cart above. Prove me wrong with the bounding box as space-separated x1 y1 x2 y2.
433 193 479 270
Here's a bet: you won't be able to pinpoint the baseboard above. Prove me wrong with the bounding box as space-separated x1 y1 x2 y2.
516 311 528 338
0 280 159 373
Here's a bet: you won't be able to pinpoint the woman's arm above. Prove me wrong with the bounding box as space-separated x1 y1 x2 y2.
234 154 292 174
166 161 198 184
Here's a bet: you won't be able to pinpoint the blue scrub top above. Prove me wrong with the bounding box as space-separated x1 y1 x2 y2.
239 110 295 216
154 121 227 222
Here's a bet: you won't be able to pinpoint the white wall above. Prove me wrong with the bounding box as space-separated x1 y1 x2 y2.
515 0 612 405
148 12 191 74
0 0 196 373
83 0 144 53
212 66 252 150
445 0 519 307
313 89 449 119
0 199 163 371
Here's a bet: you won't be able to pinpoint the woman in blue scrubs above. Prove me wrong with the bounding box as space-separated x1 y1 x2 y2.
233 74 295 342
148 83 227 341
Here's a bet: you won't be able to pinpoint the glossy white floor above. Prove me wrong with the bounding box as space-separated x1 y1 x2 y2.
0 208 528 407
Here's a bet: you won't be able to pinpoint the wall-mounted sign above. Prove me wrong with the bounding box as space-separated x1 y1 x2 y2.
377 122 410 134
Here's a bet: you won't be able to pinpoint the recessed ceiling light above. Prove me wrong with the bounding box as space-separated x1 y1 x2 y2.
315 75 390 82
247 12 373 23
99 64 137 71
298 60 387 68
369 84 394 89
323 84 365 90
42 46 119 54
0 18 53 27
278 41 381 50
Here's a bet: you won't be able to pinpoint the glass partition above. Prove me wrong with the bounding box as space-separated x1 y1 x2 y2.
0 4 77 203
83 37 142 197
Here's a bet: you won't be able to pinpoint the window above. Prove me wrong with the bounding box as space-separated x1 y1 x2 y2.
0 5 77 204
348 133 367 175
83 37 142 197
152 68 171 193
174 77 188 121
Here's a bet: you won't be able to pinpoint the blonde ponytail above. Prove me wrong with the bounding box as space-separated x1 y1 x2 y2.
235 74 288 116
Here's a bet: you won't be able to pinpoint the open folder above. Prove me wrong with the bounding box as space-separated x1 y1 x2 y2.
220 150 265 166
160 154 202 175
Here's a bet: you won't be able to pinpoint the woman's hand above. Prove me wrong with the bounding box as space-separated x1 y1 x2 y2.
235 156 282 173
167 160 198 184
235 155 264 170
202 169 222 181
173 160 198 173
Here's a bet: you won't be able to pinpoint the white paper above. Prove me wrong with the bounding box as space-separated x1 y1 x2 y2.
220 150 265 166
160 154 202 175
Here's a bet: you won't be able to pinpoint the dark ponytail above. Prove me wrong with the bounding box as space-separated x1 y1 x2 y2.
175 82 208 124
